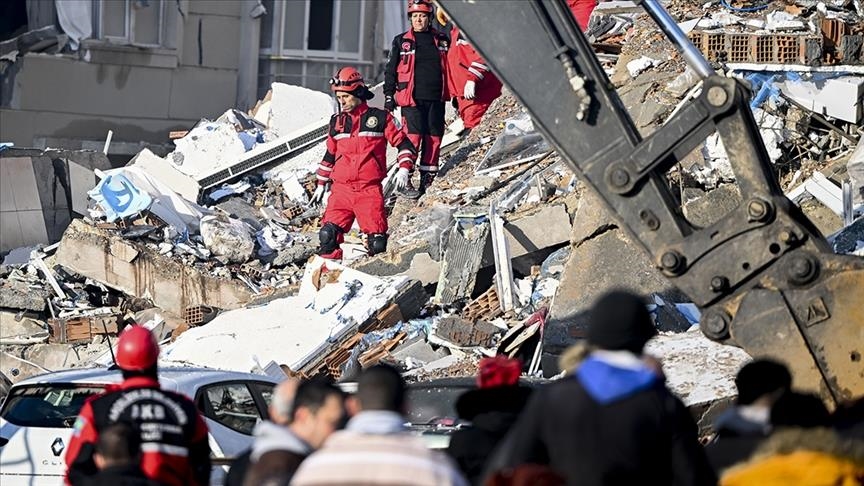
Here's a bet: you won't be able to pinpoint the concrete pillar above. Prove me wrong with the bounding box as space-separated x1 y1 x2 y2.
236 0 263 110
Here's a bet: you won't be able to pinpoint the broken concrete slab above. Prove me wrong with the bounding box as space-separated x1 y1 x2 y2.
435 221 489 305
390 336 449 365
400 252 441 286
0 311 47 343
646 328 750 408
0 279 49 312
434 316 500 348
351 241 433 277
272 243 316 267
479 204 572 268
55 219 252 318
543 192 687 376
682 184 742 228
162 257 413 375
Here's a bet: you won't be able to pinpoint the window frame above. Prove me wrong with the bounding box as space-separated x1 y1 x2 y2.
94 0 166 48
262 0 365 61
194 380 272 436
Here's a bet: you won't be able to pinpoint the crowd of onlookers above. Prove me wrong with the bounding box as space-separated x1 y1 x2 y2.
224 289 863 485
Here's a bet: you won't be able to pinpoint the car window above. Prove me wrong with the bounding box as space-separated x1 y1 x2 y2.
0 385 105 428
405 385 473 425
251 382 274 409
201 383 260 435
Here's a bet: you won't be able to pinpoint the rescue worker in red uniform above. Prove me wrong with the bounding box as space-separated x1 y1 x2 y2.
311 67 418 260
384 0 450 198
437 9 503 136
65 326 211 486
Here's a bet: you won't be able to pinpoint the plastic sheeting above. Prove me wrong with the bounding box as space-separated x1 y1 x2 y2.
88 166 209 234
475 113 551 175
55 0 92 51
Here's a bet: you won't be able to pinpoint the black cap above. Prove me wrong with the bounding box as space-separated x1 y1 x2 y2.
587 290 656 353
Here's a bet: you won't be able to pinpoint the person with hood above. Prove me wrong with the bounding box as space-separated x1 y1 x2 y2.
484 290 716 486
243 379 344 485
706 359 792 473
312 66 418 260
720 417 864 485
436 8 502 139
447 356 532 484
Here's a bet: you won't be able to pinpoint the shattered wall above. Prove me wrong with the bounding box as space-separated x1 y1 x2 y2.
55 219 252 318
0 1 244 151
0 148 111 251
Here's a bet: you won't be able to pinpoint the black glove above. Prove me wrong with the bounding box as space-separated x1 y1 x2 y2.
384 95 395 112
451 97 459 110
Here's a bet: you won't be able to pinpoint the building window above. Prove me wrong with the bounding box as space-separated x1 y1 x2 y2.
94 0 165 47
264 0 365 59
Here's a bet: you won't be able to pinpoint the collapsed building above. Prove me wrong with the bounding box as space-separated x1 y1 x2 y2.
2 0 863 427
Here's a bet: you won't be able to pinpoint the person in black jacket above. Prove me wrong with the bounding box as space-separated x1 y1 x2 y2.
447 356 532 484
705 359 791 474
484 290 717 486
82 423 161 486
383 0 450 198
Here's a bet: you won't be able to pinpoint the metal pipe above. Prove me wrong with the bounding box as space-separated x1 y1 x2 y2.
638 0 714 79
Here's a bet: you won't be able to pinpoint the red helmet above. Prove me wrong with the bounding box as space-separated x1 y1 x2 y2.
329 66 366 94
407 0 433 16
115 325 160 371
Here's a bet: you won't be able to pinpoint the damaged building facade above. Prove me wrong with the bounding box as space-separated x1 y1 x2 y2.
0 0 401 155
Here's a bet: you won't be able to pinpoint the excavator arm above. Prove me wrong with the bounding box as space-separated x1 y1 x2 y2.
437 0 863 405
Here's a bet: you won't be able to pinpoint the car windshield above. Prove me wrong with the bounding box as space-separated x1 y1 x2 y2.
405 384 473 426
1 384 105 428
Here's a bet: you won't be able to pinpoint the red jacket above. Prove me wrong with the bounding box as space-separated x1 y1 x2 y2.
65 376 211 486
446 26 503 104
316 103 417 186
569 0 597 31
384 28 451 107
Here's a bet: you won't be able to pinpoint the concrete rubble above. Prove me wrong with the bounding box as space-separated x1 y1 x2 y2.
2 0 863 427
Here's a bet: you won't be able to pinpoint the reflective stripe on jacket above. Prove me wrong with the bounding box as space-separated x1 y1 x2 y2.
316 103 416 186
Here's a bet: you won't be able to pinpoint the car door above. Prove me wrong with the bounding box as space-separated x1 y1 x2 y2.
195 381 273 460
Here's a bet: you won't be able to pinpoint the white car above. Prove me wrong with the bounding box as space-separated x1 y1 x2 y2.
0 367 279 485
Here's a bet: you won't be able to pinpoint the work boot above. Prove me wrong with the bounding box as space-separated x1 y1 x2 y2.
418 172 436 196
398 179 421 200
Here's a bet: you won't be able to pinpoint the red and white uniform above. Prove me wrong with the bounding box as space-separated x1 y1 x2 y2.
315 102 416 258
446 25 503 129
64 376 210 486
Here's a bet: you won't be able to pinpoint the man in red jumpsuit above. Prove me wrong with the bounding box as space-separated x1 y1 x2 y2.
311 67 418 260
384 0 450 198
437 9 503 137
65 326 211 486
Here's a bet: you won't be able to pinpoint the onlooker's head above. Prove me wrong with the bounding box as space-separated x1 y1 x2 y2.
353 364 406 413
735 359 792 406
771 391 831 429
587 290 656 354
290 380 345 449
94 423 140 470
269 378 300 426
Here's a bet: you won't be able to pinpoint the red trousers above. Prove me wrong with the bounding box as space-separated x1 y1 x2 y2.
321 182 387 236
456 97 495 130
